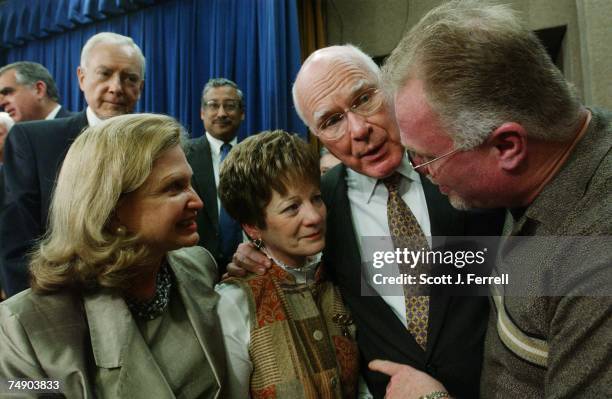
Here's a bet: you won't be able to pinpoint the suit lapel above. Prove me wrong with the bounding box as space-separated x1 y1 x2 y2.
189 137 219 230
420 175 465 358
55 106 72 118
170 255 225 396
322 165 362 295
83 290 174 398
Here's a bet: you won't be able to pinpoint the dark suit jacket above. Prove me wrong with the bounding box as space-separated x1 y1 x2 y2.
55 106 73 119
185 136 227 276
0 111 88 296
0 107 70 212
0 164 4 211
321 164 504 399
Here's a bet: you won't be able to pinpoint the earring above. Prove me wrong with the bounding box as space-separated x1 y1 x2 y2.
253 238 264 250
116 225 127 236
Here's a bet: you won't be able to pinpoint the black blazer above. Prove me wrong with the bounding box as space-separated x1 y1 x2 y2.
0 107 71 213
0 111 88 296
55 106 73 119
0 164 4 213
321 164 504 399
185 136 226 276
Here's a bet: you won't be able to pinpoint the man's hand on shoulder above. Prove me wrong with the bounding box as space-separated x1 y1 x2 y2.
223 242 272 279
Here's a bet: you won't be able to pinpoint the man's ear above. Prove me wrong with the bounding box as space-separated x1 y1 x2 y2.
77 66 86 91
138 80 144 100
33 81 47 99
488 122 528 171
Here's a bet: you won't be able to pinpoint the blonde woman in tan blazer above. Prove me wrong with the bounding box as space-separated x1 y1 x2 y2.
0 114 226 398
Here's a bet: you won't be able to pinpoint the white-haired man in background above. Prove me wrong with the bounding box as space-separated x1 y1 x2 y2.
0 32 145 297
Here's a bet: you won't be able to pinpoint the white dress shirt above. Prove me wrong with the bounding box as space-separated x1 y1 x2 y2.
85 106 103 127
346 152 431 327
44 105 62 120
205 132 237 213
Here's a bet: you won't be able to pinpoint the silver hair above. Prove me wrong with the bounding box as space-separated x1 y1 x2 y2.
382 0 581 149
80 32 146 79
292 44 382 127
0 61 60 102
200 78 244 109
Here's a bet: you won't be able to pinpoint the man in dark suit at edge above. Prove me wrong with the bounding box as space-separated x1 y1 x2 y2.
186 78 245 277
228 45 503 398
0 61 71 122
0 32 145 297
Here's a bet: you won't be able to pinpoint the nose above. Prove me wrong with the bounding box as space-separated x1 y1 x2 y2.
188 187 204 211
108 74 123 94
346 111 370 141
303 201 325 226
216 104 228 117
0 94 7 108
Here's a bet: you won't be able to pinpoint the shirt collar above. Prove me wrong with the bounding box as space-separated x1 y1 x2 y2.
205 131 237 155
44 104 62 120
264 251 322 284
347 151 420 203
86 106 104 127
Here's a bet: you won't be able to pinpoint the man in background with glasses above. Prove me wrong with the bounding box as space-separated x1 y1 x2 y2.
229 44 503 399
186 78 245 277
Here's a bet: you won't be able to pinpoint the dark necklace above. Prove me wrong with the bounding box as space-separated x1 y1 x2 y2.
126 263 172 321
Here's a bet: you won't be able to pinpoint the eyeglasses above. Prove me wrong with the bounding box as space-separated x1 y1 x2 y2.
204 100 241 113
409 148 462 171
315 87 384 141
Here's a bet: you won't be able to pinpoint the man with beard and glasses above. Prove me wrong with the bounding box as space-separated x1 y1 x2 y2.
186 78 245 276
371 1 611 398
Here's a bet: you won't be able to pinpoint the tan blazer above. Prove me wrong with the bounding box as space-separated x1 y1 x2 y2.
0 246 226 398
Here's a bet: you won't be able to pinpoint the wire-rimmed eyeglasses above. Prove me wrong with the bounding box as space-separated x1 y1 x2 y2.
409 148 462 171
314 87 384 141
204 100 241 113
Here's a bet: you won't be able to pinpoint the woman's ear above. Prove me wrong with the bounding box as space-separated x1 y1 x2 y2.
107 208 127 235
488 122 528 171
242 224 261 241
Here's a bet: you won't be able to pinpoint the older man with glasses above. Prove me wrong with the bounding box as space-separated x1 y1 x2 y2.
186 77 245 277
228 44 504 399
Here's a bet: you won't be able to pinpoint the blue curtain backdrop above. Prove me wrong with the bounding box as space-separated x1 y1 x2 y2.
0 0 306 139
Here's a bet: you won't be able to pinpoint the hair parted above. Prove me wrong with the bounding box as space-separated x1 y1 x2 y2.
201 77 244 109
80 32 146 79
29 113 185 294
218 130 319 230
382 0 581 149
0 61 61 102
292 44 383 126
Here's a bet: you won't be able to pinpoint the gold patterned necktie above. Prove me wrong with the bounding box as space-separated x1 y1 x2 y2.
382 172 430 350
